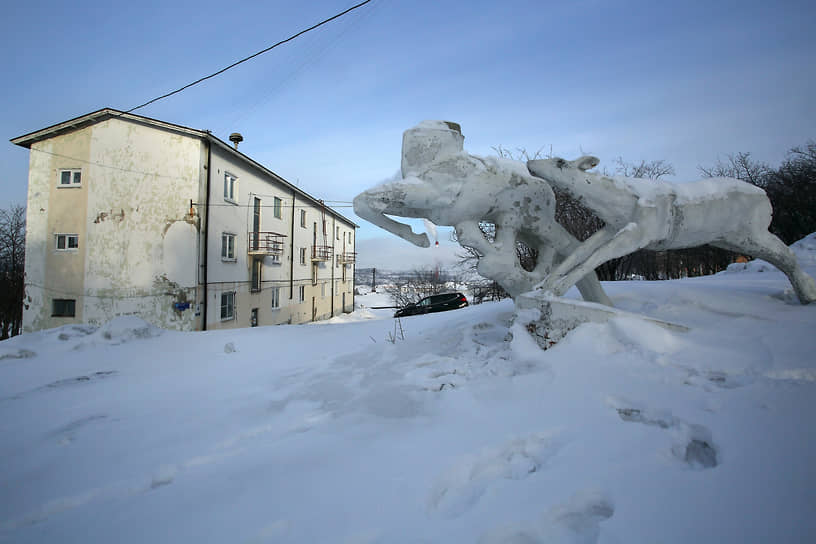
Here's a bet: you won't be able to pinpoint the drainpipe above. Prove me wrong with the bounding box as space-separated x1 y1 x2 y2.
289 188 296 299
330 214 336 317
202 138 212 330
352 227 357 312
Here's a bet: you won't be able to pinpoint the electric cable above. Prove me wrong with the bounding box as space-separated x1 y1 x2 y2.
224 0 383 129
124 0 373 114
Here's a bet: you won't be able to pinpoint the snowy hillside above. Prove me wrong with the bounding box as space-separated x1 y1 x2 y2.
2 237 816 543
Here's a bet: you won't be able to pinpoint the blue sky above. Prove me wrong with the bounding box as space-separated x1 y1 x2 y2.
3 0 815 268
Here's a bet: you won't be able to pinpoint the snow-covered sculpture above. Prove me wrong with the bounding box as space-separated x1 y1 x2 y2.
527 156 816 304
353 121 612 305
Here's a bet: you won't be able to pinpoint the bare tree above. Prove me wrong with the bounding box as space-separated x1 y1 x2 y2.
611 156 675 179
384 267 450 308
0 205 26 338
698 145 816 244
764 141 816 244
698 151 770 187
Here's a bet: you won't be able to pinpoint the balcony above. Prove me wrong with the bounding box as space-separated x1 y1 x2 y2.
311 245 332 261
338 251 357 265
248 231 286 256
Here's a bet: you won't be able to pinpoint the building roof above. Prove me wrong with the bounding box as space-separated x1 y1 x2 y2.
10 108 358 228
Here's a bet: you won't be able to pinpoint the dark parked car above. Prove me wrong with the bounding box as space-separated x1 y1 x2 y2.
394 292 469 318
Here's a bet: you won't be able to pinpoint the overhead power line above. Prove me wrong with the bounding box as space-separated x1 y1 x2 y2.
124 0 373 114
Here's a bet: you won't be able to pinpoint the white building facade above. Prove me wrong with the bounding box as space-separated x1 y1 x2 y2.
12 109 356 332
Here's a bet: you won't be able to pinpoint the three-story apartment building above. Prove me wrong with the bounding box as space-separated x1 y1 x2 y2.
11 108 356 332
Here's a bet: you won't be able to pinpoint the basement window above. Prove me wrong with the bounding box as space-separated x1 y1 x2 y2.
220 291 236 320
55 234 79 251
52 298 76 317
58 169 81 187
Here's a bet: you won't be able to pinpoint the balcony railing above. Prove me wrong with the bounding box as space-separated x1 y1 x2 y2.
248 231 286 255
311 245 332 261
338 251 357 265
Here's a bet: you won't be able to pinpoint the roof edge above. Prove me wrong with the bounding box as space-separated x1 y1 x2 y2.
206 133 359 228
10 108 207 148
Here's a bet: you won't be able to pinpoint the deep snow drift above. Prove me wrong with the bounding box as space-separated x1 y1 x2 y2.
2 236 816 543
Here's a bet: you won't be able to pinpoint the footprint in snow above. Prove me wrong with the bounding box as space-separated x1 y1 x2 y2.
478 491 614 544
540 491 615 544
428 433 561 518
609 397 718 469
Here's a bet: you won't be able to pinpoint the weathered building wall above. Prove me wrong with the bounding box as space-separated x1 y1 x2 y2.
81 119 202 330
22 131 91 332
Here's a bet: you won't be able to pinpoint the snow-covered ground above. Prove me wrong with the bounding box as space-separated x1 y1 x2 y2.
2 237 816 543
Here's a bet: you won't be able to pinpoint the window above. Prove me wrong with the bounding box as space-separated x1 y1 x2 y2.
59 169 81 187
269 253 280 264
224 173 237 202
251 259 262 292
220 291 236 320
300 209 306 228
273 197 282 219
312 264 318 285
336 226 340 240
321 283 326 297
221 233 236 261
299 247 306 265
271 287 280 309
52 298 76 317
298 285 305 303
55 234 79 250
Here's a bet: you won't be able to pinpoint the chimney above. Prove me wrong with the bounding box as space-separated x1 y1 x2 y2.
229 132 244 150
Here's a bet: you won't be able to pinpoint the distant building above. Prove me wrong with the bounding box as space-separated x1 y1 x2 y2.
11 108 356 332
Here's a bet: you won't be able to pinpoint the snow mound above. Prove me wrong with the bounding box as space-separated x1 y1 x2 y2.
791 232 816 263
724 258 778 274
724 231 816 274
317 308 381 324
87 316 164 345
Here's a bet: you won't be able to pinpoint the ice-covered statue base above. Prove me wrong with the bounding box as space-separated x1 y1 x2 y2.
515 292 689 350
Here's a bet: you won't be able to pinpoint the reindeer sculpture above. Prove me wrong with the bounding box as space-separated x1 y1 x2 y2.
527 156 816 304
354 121 612 305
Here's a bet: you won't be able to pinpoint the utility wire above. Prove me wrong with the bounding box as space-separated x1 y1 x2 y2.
124 0 373 114
225 0 382 129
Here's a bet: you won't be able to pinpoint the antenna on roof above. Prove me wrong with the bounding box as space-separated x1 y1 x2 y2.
229 132 243 150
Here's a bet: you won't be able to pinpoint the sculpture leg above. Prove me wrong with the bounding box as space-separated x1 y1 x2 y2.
575 274 614 307
539 221 613 306
540 227 617 293
714 233 816 304
550 224 648 297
